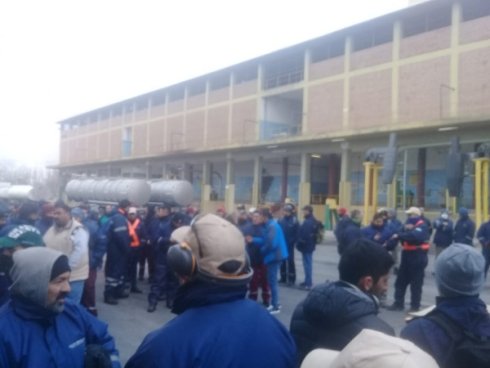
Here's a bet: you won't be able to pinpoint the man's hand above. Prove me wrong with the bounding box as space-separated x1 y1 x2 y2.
245 235 253 243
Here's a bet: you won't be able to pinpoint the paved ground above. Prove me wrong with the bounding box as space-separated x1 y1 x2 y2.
96 232 490 365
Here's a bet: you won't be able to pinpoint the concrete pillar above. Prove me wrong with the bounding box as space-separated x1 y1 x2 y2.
281 157 289 202
450 1 461 118
251 156 263 206
225 156 235 213
386 177 397 210
339 143 352 208
201 161 212 212
299 153 311 210
417 148 426 207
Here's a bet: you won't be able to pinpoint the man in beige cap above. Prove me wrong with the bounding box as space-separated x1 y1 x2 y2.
300 329 439 368
126 213 297 368
388 207 430 312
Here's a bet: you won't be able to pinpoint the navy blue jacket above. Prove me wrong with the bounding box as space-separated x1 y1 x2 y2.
453 216 475 246
334 216 349 243
290 281 394 364
361 223 391 246
401 296 490 367
433 218 454 248
297 214 318 253
398 218 430 246
237 218 252 235
126 281 297 368
109 210 131 254
243 223 266 267
279 214 299 248
0 298 121 368
337 219 362 255
148 216 170 249
477 220 490 248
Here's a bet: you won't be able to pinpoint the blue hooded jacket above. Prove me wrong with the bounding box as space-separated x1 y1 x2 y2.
260 219 289 265
126 280 297 368
0 248 120 368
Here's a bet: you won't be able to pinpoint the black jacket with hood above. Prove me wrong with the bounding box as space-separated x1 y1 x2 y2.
290 280 394 364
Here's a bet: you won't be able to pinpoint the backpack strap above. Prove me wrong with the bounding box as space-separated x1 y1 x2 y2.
426 310 464 342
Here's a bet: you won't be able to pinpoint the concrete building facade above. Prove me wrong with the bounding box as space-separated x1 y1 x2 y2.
57 0 490 223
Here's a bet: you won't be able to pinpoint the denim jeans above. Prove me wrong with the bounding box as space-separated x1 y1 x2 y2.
302 252 313 287
266 261 280 308
68 280 85 304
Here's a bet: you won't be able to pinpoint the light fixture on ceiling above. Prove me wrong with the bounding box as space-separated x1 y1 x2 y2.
331 138 345 142
438 126 458 132
311 154 321 159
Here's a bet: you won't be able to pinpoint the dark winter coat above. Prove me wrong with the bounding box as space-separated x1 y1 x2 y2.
337 219 362 255
290 281 395 364
279 215 299 248
126 281 297 368
243 223 266 267
453 216 475 246
297 214 317 253
477 220 490 248
401 296 490 367
361 223 391 246
433 218 454 248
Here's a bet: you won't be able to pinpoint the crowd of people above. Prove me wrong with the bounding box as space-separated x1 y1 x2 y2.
0 197 490 367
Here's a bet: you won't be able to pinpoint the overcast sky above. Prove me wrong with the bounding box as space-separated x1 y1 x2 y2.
0 0 410 166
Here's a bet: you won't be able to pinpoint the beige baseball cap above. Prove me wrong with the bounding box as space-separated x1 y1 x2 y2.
170 213 252 284
300 329 439 368
405 206 421 217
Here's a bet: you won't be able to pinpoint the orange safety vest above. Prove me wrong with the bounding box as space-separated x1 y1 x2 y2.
402 219 430 251
128 218 141 248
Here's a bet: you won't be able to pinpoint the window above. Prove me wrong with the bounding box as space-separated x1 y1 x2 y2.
311 38 344 63
152 91 166 106
135 98 148 111
462 0 490 22
89 113 98 123
100 109 110 120
235 65 258 84
169 87 185 102
210 73 229 91
112 105 122 117
263 53 304 90
124 103 134 114
188 81 206 97
122 127 132 157
352 23 393 52
402 7 451 38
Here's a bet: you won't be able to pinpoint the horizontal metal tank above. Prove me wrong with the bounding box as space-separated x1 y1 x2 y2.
65 178 151 206
0 185 41 201
148 180 193 207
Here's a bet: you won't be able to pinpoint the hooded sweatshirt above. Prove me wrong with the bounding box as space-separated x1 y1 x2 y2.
9 247 62 308
0 247 121 368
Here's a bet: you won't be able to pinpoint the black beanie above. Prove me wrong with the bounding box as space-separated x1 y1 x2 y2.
50 255 71 281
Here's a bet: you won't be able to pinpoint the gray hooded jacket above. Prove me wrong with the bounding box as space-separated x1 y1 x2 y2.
10 247 64 309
